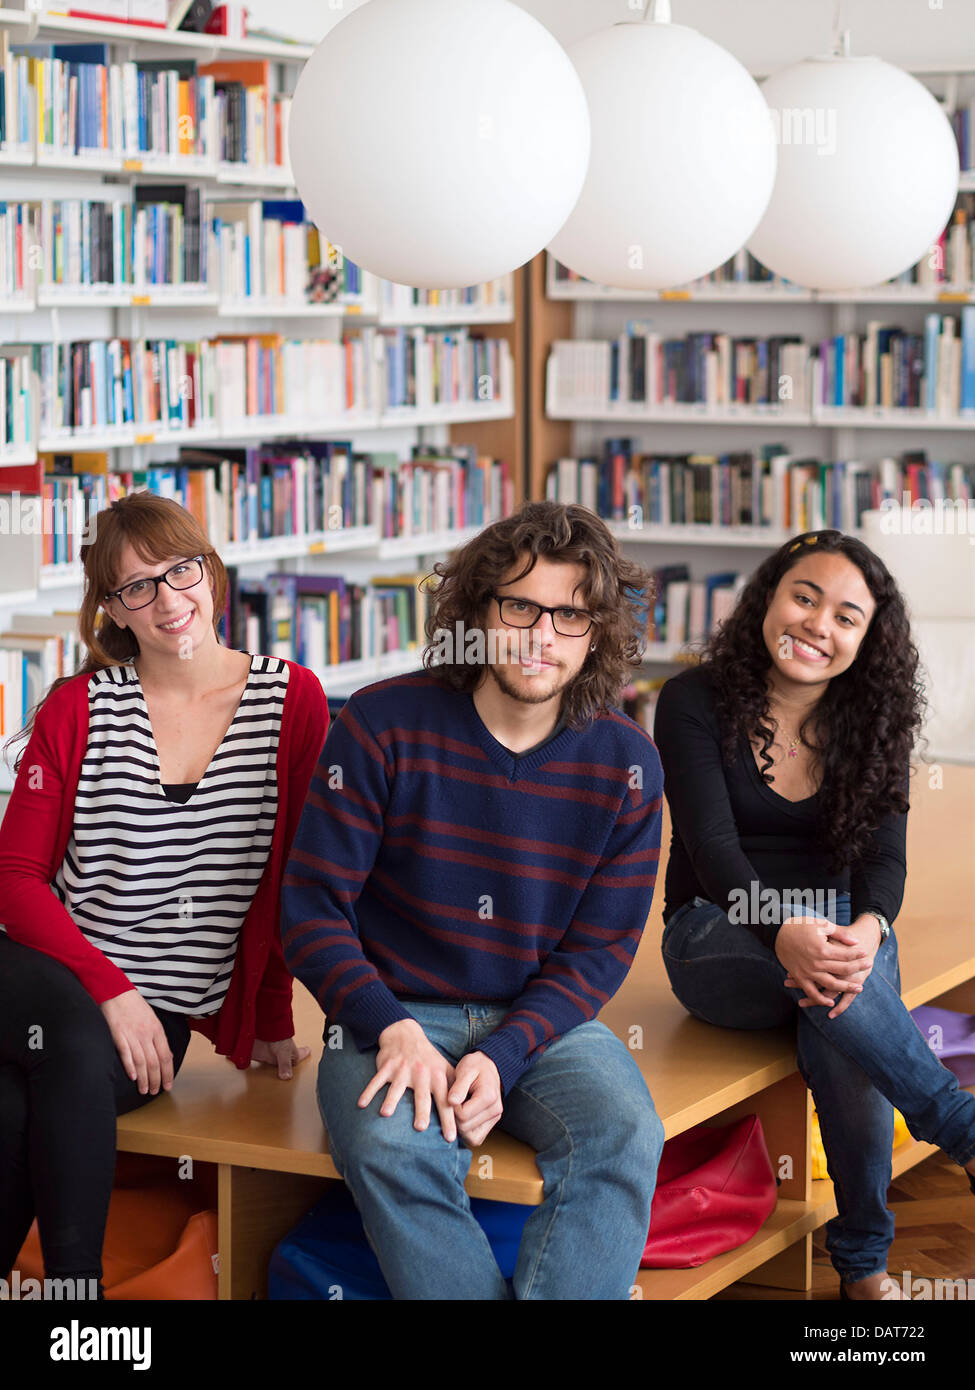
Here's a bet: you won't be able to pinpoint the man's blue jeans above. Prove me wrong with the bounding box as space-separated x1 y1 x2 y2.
661 893 975 1283
316 999 664 1300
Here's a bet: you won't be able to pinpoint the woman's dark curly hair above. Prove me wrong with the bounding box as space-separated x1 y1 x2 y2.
422 501 654 728
702 529 926 871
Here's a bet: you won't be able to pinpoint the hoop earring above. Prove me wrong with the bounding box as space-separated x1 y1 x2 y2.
590 641 596 651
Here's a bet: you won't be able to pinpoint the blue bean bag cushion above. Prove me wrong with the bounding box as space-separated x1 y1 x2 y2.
269 1181 532 1300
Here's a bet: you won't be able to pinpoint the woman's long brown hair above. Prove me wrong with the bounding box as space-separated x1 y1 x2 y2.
2 492 228 775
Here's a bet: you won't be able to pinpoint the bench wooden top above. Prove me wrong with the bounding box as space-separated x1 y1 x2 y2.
117 763 975 1196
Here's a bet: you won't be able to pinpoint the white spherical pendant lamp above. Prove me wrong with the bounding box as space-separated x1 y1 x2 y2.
288 0 591 290
546 9 777 291
746 50 960 290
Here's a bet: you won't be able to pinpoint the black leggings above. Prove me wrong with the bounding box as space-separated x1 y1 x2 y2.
0 933 192 1290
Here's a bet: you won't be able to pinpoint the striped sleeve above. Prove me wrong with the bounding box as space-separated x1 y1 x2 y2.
474 745 663 1098
280 695 413 1049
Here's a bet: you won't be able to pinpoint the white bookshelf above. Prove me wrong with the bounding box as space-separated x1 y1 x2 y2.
543 59 975 680
0 13 520 769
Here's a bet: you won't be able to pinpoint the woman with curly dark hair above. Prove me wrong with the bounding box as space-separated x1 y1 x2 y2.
653 529 975 1302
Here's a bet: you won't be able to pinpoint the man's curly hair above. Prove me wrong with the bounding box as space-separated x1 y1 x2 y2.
422 501 655 728
701 529 926 870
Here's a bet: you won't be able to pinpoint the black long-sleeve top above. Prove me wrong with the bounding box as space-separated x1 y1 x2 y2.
652 664 908 950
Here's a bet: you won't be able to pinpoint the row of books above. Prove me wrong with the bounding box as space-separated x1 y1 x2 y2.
28 441 514 566
1 42 290 171
548 194 975 294
221 568 433 670
0 351 31 450
549 332 811 411
621 677 668 736
645 565 747 645
20 327 512 439
815 315 975 412
545 444 975 535
0 567 430 739
546 311 975 414
379 279 514 317
16 187 207 292
0 193 404 304
950 103 975 178
0 613 82 738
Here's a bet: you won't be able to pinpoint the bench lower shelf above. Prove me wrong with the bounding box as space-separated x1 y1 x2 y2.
207 1091 973 1301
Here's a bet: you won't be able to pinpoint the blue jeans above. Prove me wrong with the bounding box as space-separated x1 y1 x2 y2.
661 893 975 1283
316 999 664 1300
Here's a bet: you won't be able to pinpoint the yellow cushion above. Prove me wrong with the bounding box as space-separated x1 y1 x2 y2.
811 1107 910 1179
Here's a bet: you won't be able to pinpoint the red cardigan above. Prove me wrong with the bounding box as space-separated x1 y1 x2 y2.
0 658 329 1069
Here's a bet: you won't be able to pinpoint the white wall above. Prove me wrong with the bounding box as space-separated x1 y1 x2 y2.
247 0 975 71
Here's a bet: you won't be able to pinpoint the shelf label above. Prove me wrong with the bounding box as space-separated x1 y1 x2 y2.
134 433 156 444
132 295 151 306
123 160 143 171
938 291 970 302
660 290 691 300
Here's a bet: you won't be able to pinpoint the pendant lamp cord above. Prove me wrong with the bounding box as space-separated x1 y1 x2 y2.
832 0 851 56
642 0 671 22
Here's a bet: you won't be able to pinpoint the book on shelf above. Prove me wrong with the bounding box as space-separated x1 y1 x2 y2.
547 329 812 412
197 59 289 170
169 0 213 29
218 567 430 672
201 4 246 40
0 347 33 451
548 191 975 296
0 633 59 738
646 565 745 646
133 183 205 287
545 445 975 536
547 311 975 417
44 2 168 24
32 337 215 434
18 440 512 581
621 676 670 736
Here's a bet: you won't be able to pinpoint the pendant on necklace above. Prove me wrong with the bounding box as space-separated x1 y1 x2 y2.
787 736 800 759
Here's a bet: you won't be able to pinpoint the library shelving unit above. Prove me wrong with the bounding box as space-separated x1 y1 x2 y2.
0 4 525 792
528 61 975 682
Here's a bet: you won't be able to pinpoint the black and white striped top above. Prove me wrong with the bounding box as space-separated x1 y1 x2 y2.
51 654 289 1016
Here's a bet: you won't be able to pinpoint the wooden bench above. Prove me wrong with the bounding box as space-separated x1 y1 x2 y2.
116 763 975 1299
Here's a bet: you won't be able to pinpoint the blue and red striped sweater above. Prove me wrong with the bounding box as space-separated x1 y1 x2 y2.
281 669 663 1097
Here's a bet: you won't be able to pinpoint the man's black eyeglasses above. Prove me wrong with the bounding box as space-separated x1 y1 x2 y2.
105 557 206 612
490 593 595 638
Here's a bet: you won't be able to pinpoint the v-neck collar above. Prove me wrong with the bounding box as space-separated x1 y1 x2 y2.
122 654 256 798
463 690 578 783
738 730 820 817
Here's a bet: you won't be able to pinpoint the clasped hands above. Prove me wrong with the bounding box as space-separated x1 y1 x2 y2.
774 913 884 1019
358 1017 503 1148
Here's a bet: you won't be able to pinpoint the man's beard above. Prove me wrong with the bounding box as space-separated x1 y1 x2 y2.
487 655 573 707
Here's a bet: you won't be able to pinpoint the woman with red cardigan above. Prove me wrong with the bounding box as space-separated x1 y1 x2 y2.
0 491 329 1298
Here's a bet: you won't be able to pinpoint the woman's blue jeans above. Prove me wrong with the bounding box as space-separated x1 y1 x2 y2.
316 999 664 1300
661 893 975 1283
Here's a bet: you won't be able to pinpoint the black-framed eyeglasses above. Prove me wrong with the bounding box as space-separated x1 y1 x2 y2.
105 556 206 611
490 593 595 638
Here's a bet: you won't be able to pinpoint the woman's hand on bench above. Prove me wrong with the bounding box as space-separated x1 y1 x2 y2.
101 988 174 1097
251 1037 312 1079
